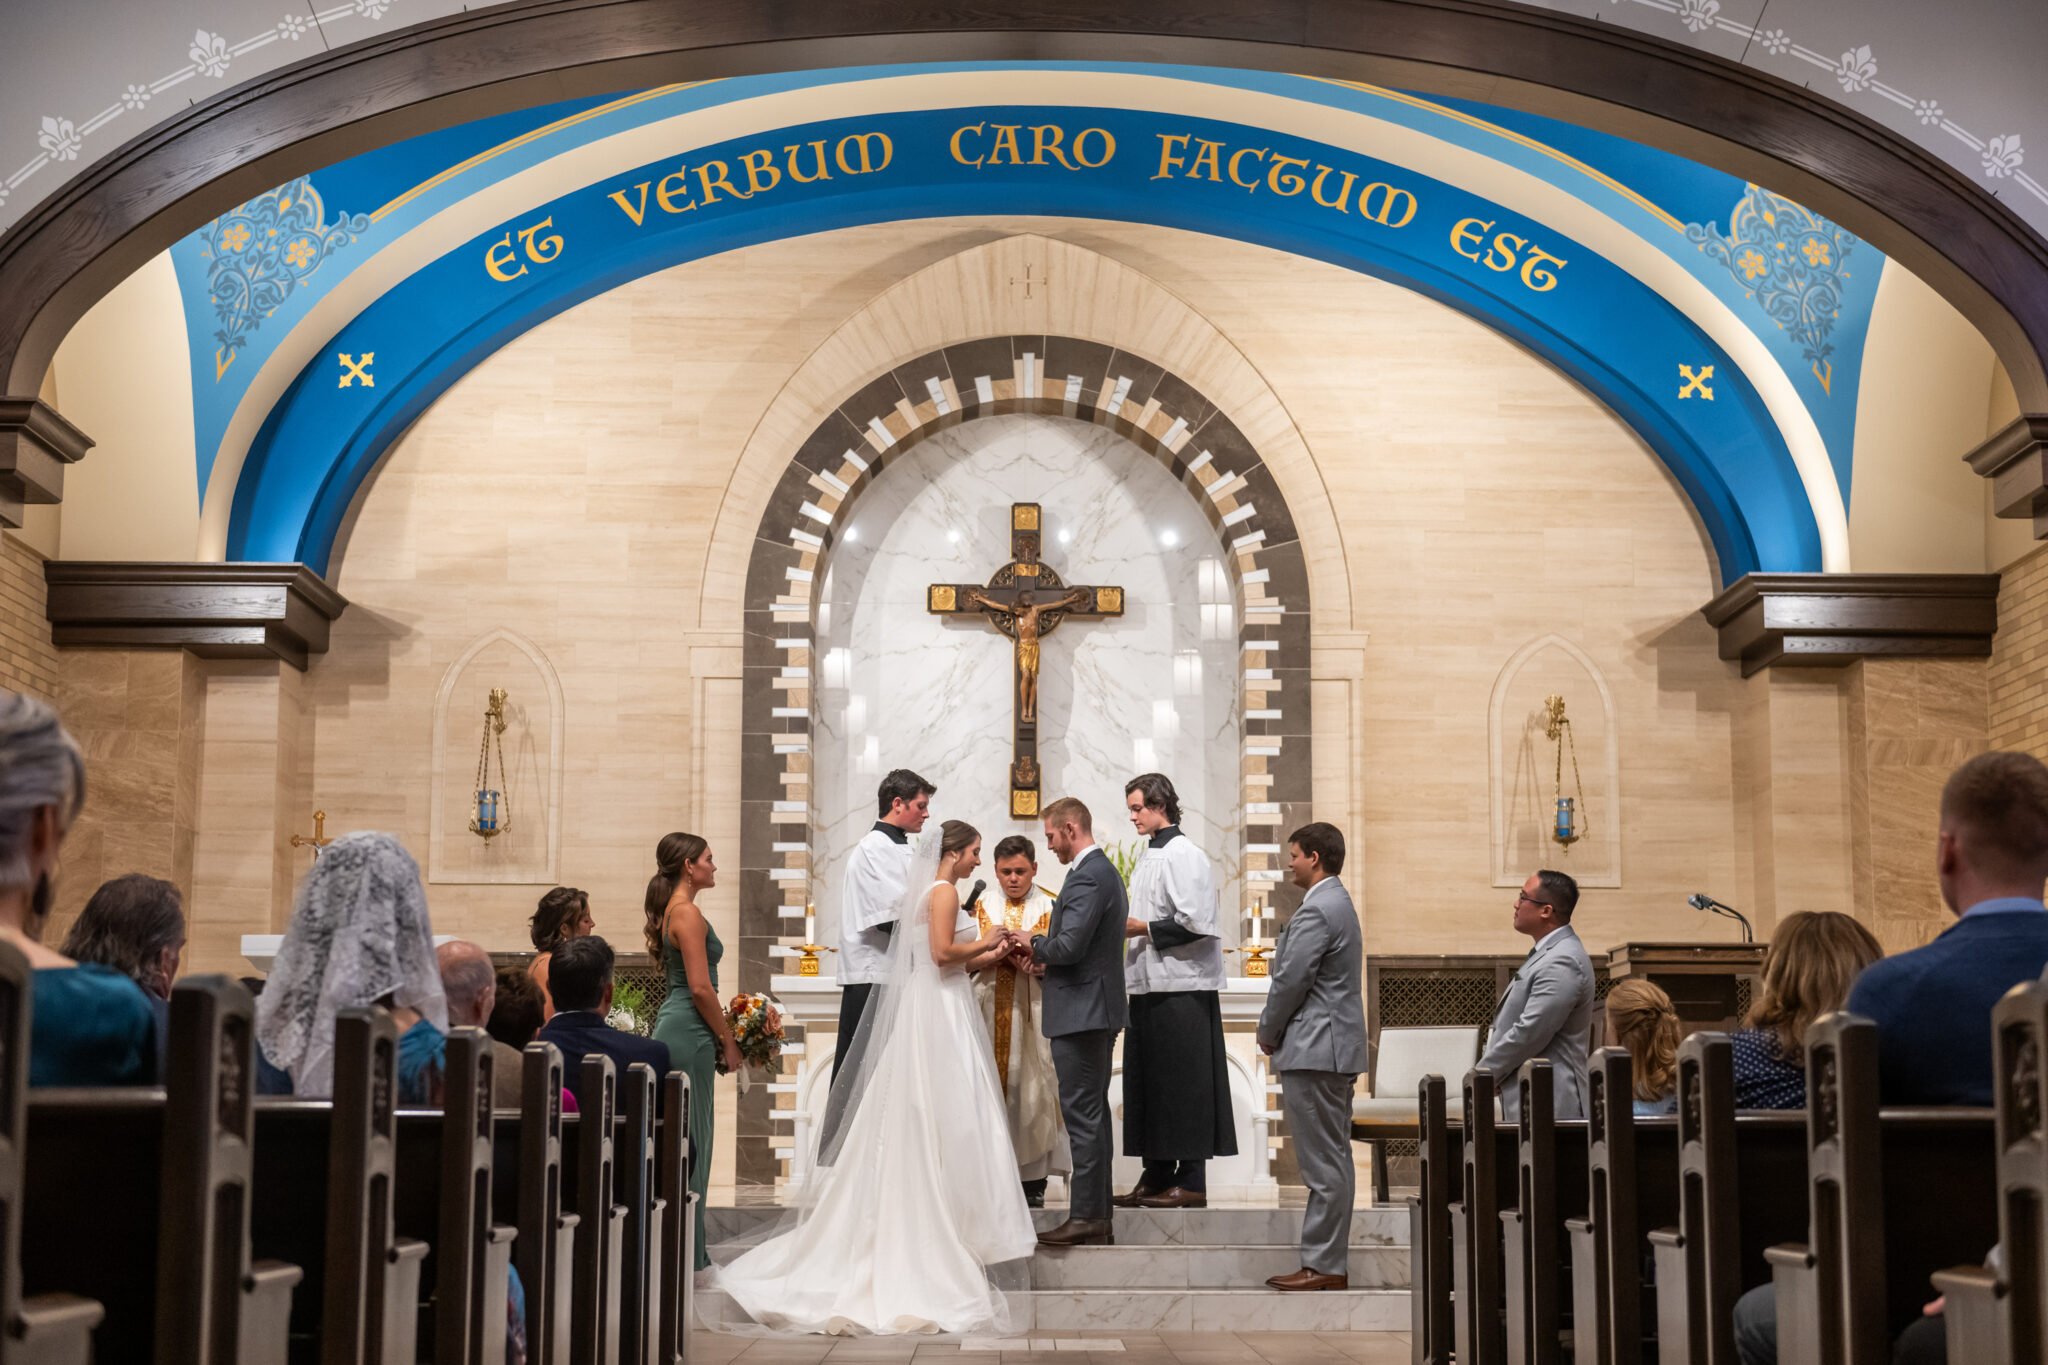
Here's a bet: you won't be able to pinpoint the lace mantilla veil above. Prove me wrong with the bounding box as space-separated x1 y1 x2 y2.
711 829 1032 1334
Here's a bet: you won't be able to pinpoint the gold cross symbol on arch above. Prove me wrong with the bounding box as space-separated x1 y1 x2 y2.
1678 363 1714 400
338 352 375 388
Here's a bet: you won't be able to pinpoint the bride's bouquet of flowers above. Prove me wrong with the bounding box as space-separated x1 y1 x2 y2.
723 992 785 1086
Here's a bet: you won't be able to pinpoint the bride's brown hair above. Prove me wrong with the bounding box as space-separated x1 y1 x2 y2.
939 819 980 858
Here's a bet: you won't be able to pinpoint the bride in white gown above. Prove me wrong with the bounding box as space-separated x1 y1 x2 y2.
714 819 1041 1335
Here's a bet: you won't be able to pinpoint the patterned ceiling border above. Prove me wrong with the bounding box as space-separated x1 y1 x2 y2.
728 334 1313 1186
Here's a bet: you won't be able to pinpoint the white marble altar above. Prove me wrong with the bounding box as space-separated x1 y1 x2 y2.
813 414 1242 936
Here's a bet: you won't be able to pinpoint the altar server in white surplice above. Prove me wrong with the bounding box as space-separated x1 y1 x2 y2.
1116 773 1237 1210
833 769 934 1084
970 834 1072 1207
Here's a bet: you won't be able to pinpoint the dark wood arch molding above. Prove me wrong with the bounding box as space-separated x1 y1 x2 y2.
2 2 2046 445
729 334 1310 1182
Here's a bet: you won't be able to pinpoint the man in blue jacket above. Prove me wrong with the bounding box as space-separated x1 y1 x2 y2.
1733 749 2048 1365
534 935 674 1088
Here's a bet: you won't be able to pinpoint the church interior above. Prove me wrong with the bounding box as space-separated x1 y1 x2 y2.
4 1 2047 1360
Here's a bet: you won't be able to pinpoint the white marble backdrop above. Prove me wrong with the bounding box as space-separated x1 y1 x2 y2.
814 414 1241 944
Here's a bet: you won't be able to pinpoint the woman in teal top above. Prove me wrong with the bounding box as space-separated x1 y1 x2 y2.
0 692 156 1088
644 832 739 1274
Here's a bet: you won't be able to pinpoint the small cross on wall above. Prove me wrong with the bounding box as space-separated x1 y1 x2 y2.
1009 263 1045 299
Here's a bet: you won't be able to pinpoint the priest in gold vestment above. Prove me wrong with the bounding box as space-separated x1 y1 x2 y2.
973 833 1072 1206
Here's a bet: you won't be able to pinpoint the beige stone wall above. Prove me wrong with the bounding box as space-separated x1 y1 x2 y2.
46 650 206 949
1990 542 2048 760
0 533 57 701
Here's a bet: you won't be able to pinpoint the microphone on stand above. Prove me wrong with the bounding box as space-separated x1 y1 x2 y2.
1687 892 1755 944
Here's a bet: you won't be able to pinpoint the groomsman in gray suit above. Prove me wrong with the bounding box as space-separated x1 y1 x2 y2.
1025 795 1131 1248
1257 822 1368 1292
1479 869 1595 1121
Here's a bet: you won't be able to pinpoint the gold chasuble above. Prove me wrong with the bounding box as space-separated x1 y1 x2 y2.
973 887 1071 1181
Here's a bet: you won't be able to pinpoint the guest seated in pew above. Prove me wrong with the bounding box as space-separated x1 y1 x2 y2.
59 872 185 1079
1604 977 1680 1116
0 692 156 1086
533 935 674 1080
528 884 595 1021
487 964 577 1113
1733 750 2048 1365
1729 910 1881 1109
238 976 297 1093
255 830 451 1100
1845 749 2048 1106
439 940 525 1109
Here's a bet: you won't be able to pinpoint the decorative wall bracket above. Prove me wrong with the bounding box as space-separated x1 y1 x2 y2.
42 561 347 670
1967 414 2048 539
0 398 93 528
1702 572 2001 677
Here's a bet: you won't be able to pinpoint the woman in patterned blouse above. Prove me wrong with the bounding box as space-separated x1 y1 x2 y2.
1730 911 1883 1109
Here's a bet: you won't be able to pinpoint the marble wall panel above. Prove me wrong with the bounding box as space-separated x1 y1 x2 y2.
812 414 1242 941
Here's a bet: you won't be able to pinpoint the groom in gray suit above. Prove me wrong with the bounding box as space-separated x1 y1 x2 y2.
1479 869 1595 1121
1258 822 1368 1291
1025 795 1130 1247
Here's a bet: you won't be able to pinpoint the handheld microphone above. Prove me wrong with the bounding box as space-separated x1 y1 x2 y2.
963 879 987 914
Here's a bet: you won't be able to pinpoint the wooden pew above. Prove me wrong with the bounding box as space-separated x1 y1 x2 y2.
565 1056 627 1365
655 1071 694 1365
156 978 301 1365
431 1028 516 1365
516 1044 579 1365
1409 1074 1453 1365
1452 1068 1506 1365
1934 973 2048 1364
1647 1032 1741 1365
1766 1014 2002 1364
614 1064 663 1365
1503 1063 1560 1365
1765 1013 1888 1365
323 1008 430 1365
3 938 104 1365
1566 1049 1682 1365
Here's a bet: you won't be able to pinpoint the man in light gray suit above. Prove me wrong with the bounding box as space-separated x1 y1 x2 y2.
1257 822 1368 1292
1024 795 1130 1247
1480 869 1595 1121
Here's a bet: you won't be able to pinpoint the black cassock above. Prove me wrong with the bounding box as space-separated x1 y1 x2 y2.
1122 932 1238 1160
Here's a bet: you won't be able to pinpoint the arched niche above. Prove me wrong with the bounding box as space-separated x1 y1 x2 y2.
1489 633 1621 888
428 626 565 884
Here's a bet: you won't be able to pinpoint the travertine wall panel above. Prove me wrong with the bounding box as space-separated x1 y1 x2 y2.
0 534 57 700
1990 543 2048 758
1846 657 1989 951
47 649 204 947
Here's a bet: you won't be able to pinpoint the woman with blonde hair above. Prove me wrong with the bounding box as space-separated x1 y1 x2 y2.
1605 977 1681 1115
1731 910 1883 1109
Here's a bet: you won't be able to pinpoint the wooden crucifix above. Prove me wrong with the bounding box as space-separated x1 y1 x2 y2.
928 503 1125 819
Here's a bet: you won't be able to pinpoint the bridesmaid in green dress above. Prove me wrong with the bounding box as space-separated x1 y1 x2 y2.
644 832 739 1274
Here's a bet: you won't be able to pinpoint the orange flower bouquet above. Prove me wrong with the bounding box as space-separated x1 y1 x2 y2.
722 992 785 1078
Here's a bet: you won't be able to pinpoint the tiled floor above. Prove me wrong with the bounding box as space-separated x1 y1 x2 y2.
690 1330 1412 1365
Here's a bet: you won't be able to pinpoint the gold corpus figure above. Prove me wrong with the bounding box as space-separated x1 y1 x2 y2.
968 585 1090 723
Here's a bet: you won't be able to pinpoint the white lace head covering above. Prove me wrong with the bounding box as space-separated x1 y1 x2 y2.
255 831 448 1097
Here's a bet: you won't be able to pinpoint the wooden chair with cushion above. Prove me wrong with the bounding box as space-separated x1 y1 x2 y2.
1353 1025 1483 1202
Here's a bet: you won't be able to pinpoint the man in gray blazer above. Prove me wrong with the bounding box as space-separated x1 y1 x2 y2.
1026 795 1130 1247
1480 869 1595 1121
1257 822 1368 1291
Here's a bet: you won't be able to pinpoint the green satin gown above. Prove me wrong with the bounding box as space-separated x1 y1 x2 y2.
650 920 720 1270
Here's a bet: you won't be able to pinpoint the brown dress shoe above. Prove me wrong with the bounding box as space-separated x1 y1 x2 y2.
1036 1217 1116 1247
1134 1186 1207 1209
1265 1268 1349 1292
1111 1182 1163 1209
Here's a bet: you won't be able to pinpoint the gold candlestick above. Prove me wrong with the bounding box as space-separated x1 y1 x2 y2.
1233 944 1272 978
794 944 836 977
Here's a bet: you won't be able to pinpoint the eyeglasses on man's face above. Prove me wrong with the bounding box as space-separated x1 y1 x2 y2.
1515 892 1552 909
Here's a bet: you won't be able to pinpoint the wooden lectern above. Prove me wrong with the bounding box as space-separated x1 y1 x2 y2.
1605 942 1767 1035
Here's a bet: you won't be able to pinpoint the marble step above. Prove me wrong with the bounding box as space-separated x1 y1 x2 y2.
1024 1243 1408 1290
695 1286 1410 1333
705 1204 1408 1249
